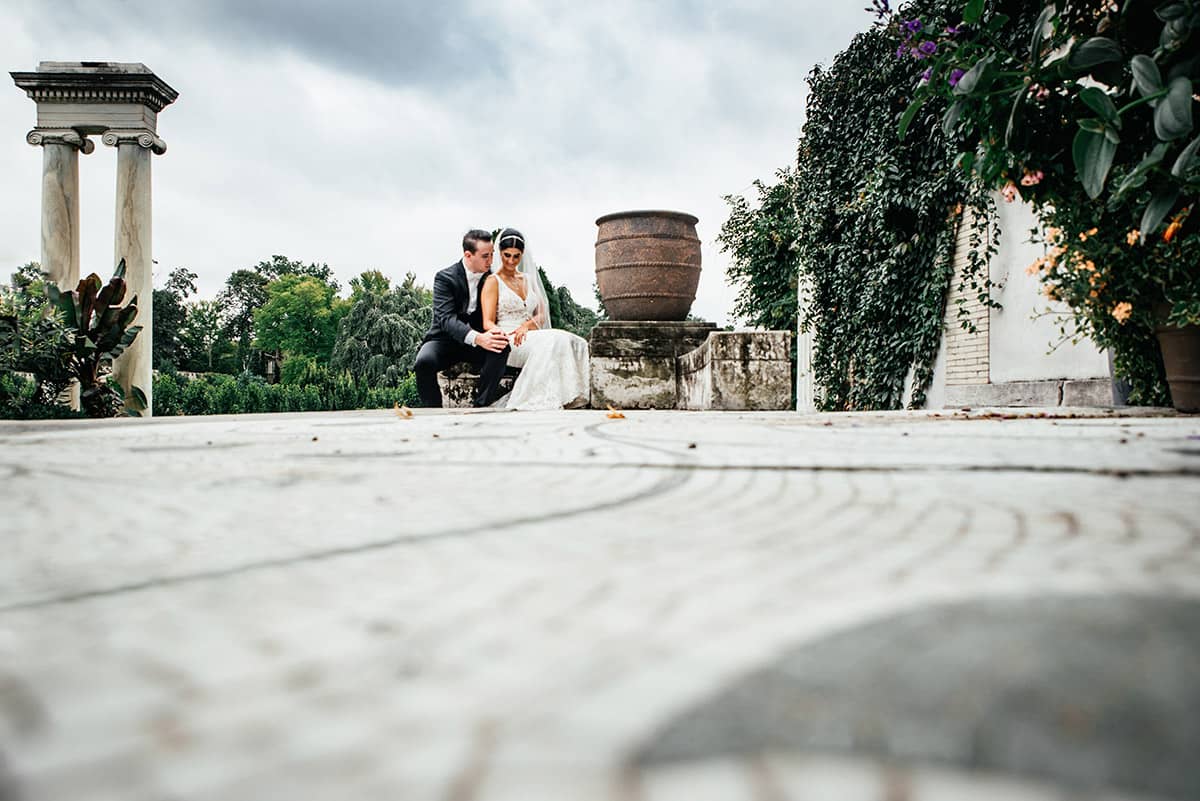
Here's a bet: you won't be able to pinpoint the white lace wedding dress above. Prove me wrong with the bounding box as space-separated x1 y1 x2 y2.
494 278 590 410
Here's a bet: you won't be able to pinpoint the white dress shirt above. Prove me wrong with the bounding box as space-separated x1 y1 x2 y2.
463 263 485 346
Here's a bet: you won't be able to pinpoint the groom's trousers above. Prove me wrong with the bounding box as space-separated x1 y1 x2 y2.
414 338 511 408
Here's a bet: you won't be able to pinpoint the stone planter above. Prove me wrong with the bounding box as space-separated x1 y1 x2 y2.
1156 319 1200 413
595 210 701 321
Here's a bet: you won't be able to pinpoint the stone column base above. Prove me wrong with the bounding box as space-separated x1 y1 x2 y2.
589 321 716 409
944 379 1116 408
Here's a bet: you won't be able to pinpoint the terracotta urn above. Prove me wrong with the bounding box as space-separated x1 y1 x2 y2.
1156 315 1200 413
594 210 701 321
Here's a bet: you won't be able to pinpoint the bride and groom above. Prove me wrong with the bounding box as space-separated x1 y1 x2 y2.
414 228 590 410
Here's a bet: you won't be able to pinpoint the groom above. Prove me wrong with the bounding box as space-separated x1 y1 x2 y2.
414 229 511 407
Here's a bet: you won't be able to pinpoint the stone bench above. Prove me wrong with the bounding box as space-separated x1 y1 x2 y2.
677 331 793 410
436 363 521 408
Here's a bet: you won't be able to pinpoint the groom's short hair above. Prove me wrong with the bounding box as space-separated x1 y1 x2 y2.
462 229 493 254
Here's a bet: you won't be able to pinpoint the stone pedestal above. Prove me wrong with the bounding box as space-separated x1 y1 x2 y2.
677 331 793 411
589 321 715 409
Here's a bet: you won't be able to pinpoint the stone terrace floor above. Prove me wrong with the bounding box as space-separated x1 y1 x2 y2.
1 407 1199 801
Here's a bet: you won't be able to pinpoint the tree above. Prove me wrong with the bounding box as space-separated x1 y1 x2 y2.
219 269 270 373
349 269 391 302
331 272 431 387
179 300 227 372
537 267 598 338
254 255 339 292
152 267 197 369
718 171 801 332
254 274 348 363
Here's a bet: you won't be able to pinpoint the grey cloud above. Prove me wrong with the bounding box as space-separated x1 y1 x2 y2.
22 0 509 86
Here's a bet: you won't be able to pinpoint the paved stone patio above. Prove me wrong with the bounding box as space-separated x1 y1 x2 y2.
1 407 1198 800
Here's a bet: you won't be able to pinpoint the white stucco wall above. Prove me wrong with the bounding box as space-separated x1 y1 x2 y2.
987 199 1110 383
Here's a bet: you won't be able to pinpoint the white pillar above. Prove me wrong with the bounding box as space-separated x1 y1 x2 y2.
795 270 816 414
29 129 92 410
28 129 92 290
104 130 164 416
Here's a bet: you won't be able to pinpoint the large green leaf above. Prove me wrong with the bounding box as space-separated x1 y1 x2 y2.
1113 143 1168 201
1130 55 1163 99
1030 4 1057 59
963 0 985 24
1155 77 1194 140
1073 127 1118 198
942 100 966 137
954 54 996 96
1140 186 1180 239
1173 134 1200 176
1080 87 1120 127
1068 37 1122 71
898 95 926 140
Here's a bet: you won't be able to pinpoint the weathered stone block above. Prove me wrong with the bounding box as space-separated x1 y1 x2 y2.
589 321 715 409
945 380 1062 408
1062 379 1115 407
437 363 519 409
677 332 793 411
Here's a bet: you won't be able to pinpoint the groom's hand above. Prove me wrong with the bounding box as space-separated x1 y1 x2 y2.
475 329 509 353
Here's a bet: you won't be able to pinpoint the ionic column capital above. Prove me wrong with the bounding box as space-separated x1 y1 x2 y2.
101 129 167 155
26 128 95 154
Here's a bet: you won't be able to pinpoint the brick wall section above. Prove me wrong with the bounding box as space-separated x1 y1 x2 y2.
944 208 989 386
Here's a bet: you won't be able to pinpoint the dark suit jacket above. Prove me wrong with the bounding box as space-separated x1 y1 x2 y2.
423 260 485 345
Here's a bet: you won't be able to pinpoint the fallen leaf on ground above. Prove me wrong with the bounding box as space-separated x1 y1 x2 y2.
606 404 626 419
394 403 414 419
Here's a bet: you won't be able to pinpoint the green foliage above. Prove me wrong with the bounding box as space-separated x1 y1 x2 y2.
349 269 391 301
537 267 599 338
719 170 801 331
726 2 996 411
152 369 419 416
331 272 431 387
2 260 147 418
254 274 349 362
881 0 1200 399
152 267 197 369
218 268 270 373
178 299 236 373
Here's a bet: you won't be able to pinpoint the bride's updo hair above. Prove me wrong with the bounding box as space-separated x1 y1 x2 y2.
497 228 525 252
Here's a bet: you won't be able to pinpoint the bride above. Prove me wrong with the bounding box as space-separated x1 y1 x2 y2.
480 228 590 410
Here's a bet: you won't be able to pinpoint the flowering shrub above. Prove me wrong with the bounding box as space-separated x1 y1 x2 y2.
873 0 1199 402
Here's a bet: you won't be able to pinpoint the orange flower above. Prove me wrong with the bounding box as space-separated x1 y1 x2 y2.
1164 219 1182 243
1025 257 1047 276
1046 227 1063 242
1001 182 1020 203
1077 227 1098 242
1126 230 1140 246
1111 302 1133 323
1043 283 1059 300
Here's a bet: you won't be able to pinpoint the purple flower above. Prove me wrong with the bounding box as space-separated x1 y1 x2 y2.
945 24 963 35
897 45 909 58
918 40 938 57
904 18 923 34
921 67 932 83
949 68 965 86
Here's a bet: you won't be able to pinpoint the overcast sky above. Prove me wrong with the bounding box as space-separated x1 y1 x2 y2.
1 1 871 325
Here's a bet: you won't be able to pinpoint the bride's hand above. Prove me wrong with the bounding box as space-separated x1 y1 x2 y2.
512 326 528 347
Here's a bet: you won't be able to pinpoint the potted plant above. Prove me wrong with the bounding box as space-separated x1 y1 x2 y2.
873 0 1199 409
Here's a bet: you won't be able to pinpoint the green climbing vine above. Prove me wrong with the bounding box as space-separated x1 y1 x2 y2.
722 0 1003 411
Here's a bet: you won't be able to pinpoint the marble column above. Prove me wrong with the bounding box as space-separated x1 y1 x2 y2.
27 129 92 290
104 129 165 416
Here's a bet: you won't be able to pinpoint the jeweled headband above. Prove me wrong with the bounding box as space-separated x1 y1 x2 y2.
499 233 525 249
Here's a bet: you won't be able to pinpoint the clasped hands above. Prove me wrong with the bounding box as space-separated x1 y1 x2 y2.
475 322 536 353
